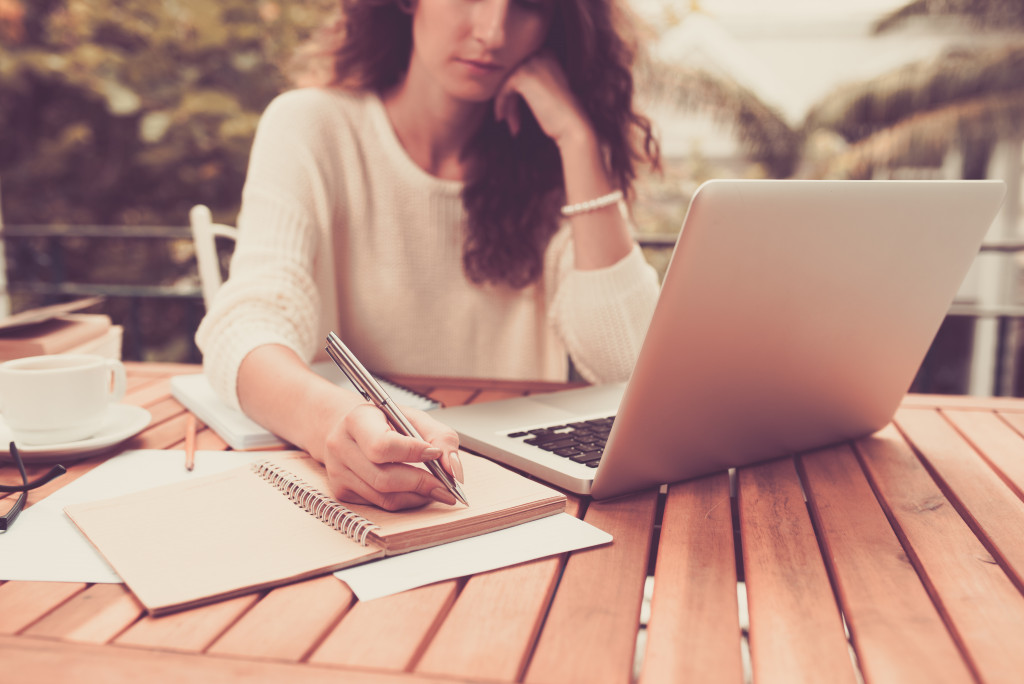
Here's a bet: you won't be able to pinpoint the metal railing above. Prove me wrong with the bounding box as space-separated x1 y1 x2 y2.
1 224 205 361
3 225 1024 392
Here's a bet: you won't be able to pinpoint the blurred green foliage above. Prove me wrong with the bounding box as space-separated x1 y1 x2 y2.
0 0 335 225
0 0 335 361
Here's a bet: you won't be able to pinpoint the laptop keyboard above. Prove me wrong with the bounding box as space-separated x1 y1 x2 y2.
507 417 616 469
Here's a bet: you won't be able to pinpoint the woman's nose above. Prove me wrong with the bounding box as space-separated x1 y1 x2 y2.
472 0 509 49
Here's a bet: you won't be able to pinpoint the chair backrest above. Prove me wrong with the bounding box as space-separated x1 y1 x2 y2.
189 204 238 309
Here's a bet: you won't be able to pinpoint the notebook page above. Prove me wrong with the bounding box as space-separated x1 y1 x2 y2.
65 466 382 615
0 449 257 584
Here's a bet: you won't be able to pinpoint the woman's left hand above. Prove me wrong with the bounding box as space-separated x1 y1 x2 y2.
494 50 592 148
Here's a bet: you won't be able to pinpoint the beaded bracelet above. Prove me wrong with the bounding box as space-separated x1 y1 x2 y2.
560 189 624 217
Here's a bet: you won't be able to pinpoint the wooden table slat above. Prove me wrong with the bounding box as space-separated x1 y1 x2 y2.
942 409 1024 500
0 635 454 684
385 373 583 395
856 422 1024 682
426 387 477 408
739 457 859 684
140 395 188 426
0 581 87 635
21 583 143 644
308 580 460 670
900 393 1024 411
799 444 974 684
895 408 1024 590
525 489 659 684
114 594 263 652
416 556 564 681
124 410 192 451
194 422 230 451
122 378 183 409
996 409 1024 440
471 389 526 404
207 575 355 661
122 362 206 377
415 498 584 681
640 472 744 684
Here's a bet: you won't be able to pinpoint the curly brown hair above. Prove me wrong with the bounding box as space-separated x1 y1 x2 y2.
289 0 660 288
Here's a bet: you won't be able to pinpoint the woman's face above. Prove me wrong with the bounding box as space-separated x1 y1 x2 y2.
408 0 555 102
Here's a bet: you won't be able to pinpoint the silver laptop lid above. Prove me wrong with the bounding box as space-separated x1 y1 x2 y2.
590 179 1005 498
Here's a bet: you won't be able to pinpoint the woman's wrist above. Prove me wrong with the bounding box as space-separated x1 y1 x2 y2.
553 119 600 159
237 345 362 461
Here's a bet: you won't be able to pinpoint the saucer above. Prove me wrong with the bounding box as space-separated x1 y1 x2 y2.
0 404 152 464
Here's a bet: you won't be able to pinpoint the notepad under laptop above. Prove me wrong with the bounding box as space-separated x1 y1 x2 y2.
171 362 440 450
434 179 1006 498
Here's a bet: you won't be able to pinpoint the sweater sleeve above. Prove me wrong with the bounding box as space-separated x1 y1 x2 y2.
194 92 331 409
545 226 661 384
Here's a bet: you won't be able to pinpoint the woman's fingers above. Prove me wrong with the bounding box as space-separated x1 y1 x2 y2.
323 403 460 510
325 459 446 511
494 82 521 136
346 404 445 464
496 50 586 145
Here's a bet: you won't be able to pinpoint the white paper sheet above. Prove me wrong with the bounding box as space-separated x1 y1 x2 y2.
1 450 612 603
0 449 259 583
334 512 612 601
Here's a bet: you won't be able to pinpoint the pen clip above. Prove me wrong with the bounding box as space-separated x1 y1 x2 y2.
325 339 371 403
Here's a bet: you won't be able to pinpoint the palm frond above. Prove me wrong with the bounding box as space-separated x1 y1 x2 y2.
874 0 1024 34
804 43 1024 141
636 56 801 177
819 89 1024 178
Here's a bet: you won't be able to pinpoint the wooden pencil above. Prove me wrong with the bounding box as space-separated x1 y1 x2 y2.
184 413 197 471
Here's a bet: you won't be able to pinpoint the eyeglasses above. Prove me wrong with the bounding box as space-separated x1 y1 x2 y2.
0 442 66 532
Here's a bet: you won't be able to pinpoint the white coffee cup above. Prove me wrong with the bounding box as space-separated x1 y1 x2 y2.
0 354 127 446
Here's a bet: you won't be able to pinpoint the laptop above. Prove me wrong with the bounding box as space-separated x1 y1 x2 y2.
433 179 1006 499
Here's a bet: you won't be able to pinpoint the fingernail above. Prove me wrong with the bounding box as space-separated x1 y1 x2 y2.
423 447 443 459
449 451 464 483
430 487 456 505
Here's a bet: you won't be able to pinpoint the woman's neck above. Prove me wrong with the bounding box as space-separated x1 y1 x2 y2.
382 69 487 181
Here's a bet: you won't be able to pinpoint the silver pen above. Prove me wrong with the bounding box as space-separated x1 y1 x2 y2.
325 332 469 506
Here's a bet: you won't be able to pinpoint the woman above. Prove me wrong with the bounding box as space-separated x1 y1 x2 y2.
196 0 661 510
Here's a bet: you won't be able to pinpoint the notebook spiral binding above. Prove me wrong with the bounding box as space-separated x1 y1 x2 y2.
252 460 381 545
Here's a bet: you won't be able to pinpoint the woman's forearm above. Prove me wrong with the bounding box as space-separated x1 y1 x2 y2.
236 344 363 464
556 127 635 270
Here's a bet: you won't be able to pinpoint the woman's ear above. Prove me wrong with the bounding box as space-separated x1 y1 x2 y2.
397 0 417 15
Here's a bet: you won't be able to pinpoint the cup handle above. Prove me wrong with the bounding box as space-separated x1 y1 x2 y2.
107 360 127 402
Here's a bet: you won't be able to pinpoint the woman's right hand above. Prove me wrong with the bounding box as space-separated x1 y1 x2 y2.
236 344 463 512
319 402 464 511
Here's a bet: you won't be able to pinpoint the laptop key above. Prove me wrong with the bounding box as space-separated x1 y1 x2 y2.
538 438 578 451
570 450 603 464
526 432 578 446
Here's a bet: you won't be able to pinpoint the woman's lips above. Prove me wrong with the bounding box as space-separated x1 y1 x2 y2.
457 58 503 75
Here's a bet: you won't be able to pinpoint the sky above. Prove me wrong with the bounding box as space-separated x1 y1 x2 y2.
629 0 964 143
630 0 911 29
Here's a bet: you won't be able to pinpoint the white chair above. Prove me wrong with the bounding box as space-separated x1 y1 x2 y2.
189 204 238 310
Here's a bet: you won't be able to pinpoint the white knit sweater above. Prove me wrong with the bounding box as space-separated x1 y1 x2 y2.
196 87 660 409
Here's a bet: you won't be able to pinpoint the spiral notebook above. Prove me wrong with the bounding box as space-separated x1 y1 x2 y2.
64 451 566 616
170 362 440 450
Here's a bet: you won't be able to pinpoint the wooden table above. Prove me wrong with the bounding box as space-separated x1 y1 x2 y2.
3 362 1024 683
